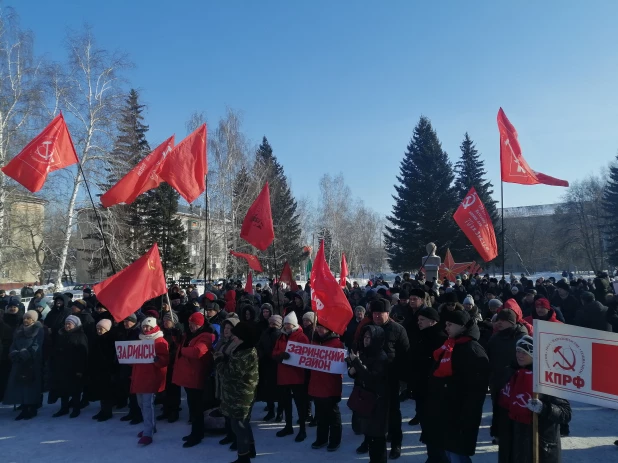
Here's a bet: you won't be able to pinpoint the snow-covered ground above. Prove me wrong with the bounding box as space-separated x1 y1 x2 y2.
1 381 616 462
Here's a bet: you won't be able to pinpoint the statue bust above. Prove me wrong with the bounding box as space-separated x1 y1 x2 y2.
422 242 441 283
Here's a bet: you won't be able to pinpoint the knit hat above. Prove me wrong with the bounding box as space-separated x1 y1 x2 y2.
261 303 273 314
96 319 112 331
488 299 503 311
204 292 216 302
143 308 159 320
409 288 426 299
354 305 366 315
444 309 470 326
142 317 158 329
71 300 86 312
535 298 551 310
462 295 474 306
269 315 283 329
302 312 315 323
398 289 409 300
495 308 517 325
369 298 391 313
511 286 519 294
188 312 205 327
283 312 299 328
516 335 534 357
24 310 39 321
65 315 81 328
124 313 138 324
417 306 440 322
556 280 570 292
163 310 179 324
231 321 258 345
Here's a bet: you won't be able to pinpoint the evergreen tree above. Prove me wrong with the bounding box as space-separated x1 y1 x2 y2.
453 132 501 262
603 155 618 266
384 116 459 272
87 89 151 276
251 137 302 275
142 183 193 276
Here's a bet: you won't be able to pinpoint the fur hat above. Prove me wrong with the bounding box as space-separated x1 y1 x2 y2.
96 319 112 331
369 298 391 313
65 315 81 328
142 317 158 329
24 310 39 321
555 280 570 292
231 321 258 345
443 309 470 326
409 288 426 299
398 289 409 300
269 315 283 329
417 306 440 322
495 308 517 325
71 300 87 312
443 292 459 304
189 312 205 327
283 312 299 328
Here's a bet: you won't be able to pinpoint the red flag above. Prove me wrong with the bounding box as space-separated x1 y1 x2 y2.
279 261 299 291
245 272 253 294
101 136 175 207
229 250 263 272
453 187 499 262
498 108 569 187
240 182 275 251
310 241 353 335
93 243 167 323
1 113 78 192
339 253 348 287
160 124 207 203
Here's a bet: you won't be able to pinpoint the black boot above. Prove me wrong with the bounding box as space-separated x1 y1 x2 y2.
120 412 134 422
70 407 81 418
274 410 283 422
327 425 342 452
183 437 202 448
356 437 370 454
92 411 102 420
219 435 235 445
389 445 401 460
97 403 113 422
15 409 27 421
229 441 238 451
24 406 37 420
295 427 307 442
311 424 329 449
53 407 70 418
230 452 251 463
167 411 179 423
130 413 143 425
250 442 256 458
408 415 420 426
276 426 294 437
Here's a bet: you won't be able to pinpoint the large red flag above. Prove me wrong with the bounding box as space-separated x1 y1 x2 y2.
279 261 299 291
310 241 353 335
453 187 499 262
93 243 167 322
160 124 207 203
498 108 569 187
339 253 348 287
240 182 275 251
101 136 175 207
229 250 263 272
245 271 253 294
1 113 78 192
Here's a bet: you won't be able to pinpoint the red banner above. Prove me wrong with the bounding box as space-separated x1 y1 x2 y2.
245 271 253 294
279 261 299 291
230 250 263 272
453 187 499 262
240 182 275 251
339 253 348 287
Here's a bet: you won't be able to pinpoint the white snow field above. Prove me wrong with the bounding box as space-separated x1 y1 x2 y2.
1 381 616 462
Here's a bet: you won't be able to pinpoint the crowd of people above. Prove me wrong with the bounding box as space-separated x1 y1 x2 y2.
0 270 616 463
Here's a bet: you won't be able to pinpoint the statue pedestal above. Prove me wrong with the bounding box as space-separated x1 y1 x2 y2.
422 255 441 282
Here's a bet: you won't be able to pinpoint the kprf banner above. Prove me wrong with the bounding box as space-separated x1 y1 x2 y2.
282 341 347 375
453 187 498 262
533 320 618 410
115 340 156 364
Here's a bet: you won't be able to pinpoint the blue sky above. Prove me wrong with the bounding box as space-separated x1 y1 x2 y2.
17 0 618 211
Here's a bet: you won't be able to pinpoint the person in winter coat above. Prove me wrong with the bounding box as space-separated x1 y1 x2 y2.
50 315 89 418
423 310 491 462
524 298 563 326
219 322 259 463
117 314 143 424
131 317 169 446
173 312 216 448
241 305 257 325
256 314 283 422
3 310 44 420
344 306 365 350
574 291 612 331
487 308 528 441
205 298 229 328
71 300 96 343
256 303 273 340
89 319 118 422
158 310 182 423
497 336 572 463
45 295 71 343
409 306 447 437
348 325 389 463
224 289 237 314
0 310 14 402
272 311 310 442
308 323 344 452
216 315 242 448
550 280 581 324
462 295 483 324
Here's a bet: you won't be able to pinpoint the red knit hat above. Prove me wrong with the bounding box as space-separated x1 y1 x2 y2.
189 312 205 327
535 298 551 310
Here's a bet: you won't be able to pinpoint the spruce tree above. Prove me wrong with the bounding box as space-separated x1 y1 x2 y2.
603 155 618 266
384 116 459 272
453 132 500 262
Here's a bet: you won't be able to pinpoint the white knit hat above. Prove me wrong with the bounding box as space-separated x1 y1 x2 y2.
302 312 315 323
142 317 157 329
65 315 81 328
463 295 474 306
283 312 298 328
96 319 112 332
24 310 39 321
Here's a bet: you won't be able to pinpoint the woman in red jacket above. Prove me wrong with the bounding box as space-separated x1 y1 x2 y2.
308 323 344 452
272 312 309 442
131 317 169 446
172 312 216 448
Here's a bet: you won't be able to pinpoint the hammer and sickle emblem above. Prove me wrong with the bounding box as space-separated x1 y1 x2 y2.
461 193 476 209
148 259 156 270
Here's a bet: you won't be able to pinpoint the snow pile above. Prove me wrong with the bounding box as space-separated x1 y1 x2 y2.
1 381 616 462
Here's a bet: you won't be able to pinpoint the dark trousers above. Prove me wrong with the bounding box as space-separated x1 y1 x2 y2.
282 384 307 430
60 393 81 411
129 393 141 417
368 436 387 463
185 387 204 439
225 416 236 442
164 382 181 415
314 397 341 427
230 415 255 456
387 379 402 446
100 399 114 415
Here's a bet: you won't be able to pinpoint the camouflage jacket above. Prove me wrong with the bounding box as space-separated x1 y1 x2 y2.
219 345 259 420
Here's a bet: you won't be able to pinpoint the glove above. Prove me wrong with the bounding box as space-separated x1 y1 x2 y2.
280 352 291 360
526 398 544 414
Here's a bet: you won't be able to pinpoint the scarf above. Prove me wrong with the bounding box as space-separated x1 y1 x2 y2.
432 336 472 377
499 368 533 424
139 325 164 340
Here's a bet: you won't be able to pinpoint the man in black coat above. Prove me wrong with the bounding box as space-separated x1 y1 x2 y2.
423 310 490 462
550 280 581 324
574 291 612 332
370 298 410 460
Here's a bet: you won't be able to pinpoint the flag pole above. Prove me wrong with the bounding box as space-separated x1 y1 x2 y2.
203 174 209 281
77 162 117 275
501 179 505 280
272 239 281 315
